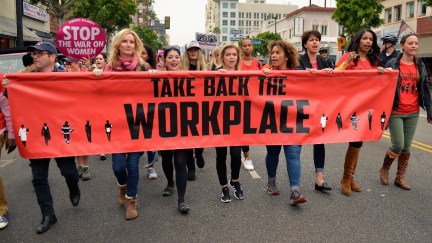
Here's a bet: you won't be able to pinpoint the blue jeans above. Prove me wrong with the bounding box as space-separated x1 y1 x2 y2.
265 145 302 190
112 152 143 197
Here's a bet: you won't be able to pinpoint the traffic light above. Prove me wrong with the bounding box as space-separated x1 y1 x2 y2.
164 16 170 29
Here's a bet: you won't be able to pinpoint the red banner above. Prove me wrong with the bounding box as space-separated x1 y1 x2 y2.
4 70 398 159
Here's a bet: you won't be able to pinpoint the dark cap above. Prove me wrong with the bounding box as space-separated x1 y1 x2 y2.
63 57 79 63
28 41 58 55
319 48 328 53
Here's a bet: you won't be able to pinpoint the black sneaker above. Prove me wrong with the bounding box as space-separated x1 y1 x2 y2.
162 182 175 197
187 169 196 181
178 203 190 214
195 155 205 168
229 180 244 200
220 187 231 203
289 190 306 205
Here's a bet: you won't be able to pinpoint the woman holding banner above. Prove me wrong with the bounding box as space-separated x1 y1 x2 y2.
181 40 207 181
262 40 306 205
149 45 191 214
335 29 385 196
379 33 432 190
214 44 245 203
298 30 333 192
94 28 149 220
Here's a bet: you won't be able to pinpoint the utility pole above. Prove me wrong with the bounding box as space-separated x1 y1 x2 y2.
267 14 278 34
16 0 24 46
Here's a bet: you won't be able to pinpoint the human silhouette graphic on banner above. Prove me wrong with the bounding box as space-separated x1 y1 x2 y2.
336 113 343 132
320 113 328 133
61 121 74 144
368 110 373 131
85 120 92 142
105 120 112 141
380 112 387 130
19 124 28 147
350 112 359 131
41 123 51 145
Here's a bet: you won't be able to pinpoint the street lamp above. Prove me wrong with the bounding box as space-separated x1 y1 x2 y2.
267 14 278 34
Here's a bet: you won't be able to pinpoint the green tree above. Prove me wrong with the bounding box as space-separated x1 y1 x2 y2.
132 26 164 51
29 0 77 25
72 0 136 35
252 32 281 57
212 27 221 34
332 0 384 39
426 0 432 6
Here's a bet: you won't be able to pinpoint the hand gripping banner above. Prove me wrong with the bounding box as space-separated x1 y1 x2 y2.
4 70 398 158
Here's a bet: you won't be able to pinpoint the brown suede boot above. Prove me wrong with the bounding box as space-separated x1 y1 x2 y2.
117 185 127 206
394 152 410 190
341 145 360 196
125 196 138 220
380 150 398 185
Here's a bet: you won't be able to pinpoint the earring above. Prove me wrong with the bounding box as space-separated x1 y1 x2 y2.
368 48 373 54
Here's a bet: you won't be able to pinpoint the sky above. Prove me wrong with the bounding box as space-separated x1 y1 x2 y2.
153 0 336 45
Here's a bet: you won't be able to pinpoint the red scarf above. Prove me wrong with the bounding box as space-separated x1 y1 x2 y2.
105 56 139 72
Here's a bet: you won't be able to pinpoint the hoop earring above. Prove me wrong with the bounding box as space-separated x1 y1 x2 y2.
368 48 373 54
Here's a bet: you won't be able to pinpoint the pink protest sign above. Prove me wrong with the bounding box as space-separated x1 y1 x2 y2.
56 18 106 60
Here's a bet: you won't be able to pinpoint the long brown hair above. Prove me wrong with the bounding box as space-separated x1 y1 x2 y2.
399 33 420 81
268 40 299 69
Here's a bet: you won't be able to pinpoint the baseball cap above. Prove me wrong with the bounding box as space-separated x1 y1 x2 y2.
28 41 58 55
185 40 200 50
156 50 164 58
63 57 79 63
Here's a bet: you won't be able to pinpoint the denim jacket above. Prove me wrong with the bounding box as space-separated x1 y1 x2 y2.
386 54 432 120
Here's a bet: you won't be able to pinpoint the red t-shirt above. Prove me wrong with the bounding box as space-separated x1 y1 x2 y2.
311 62 318 69
241 58 262 70
336 53 376 70
393 62 419 114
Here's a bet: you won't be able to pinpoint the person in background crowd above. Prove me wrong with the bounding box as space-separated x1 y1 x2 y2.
335 29 385 196
142 44 157 69
318 48 334 69
14 41 81 234
156 50 165 71
19 52 36 73
214 44 245 203
262 40 306 205
149 45 191 214
64 57 92 181
379 35 399 67
94 29 149 220
379 33 432 190
298 30 333 193
239 38 262 171
208 47 221 70
181 40 207 181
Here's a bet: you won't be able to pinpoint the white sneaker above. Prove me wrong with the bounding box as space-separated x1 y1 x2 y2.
0 215 8 229
243 158 254 171
148 167 158 179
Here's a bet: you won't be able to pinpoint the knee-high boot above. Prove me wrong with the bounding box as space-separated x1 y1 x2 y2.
379 150 398 185
394 152 410 190
341 145 360 196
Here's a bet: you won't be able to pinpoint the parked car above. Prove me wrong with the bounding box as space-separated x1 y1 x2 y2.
0 46 29 73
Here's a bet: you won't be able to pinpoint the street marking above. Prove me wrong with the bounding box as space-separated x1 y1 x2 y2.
0 159 16 167
241 156 262 179
384 132 432 149
382 134 432 153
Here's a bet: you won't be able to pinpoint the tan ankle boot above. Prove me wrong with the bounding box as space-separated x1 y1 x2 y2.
117 185 127 206
380 150 398 185
341 145 360 196
125 196 138 220
394 152 410 190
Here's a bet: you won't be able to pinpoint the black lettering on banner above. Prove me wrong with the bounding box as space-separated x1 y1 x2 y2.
280 100 294 133
124 103 155 139
243 101 257 134
173 78 186 97
228 76 237 96
259 101 277 133
186 77 195 97
151 78 160 97
180 102 199 136
278 77 287 95
258 76 266 96
217 77 228 96
202 101 221 135
296 100 310 133
204 77 215 96
161 78 172 97
238 76 250 96
158 102 178 137
223 101 241 134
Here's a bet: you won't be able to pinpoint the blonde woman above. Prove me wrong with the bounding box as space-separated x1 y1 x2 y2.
208 47 221 70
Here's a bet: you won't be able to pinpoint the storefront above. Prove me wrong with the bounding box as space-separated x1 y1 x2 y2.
0 16 42 48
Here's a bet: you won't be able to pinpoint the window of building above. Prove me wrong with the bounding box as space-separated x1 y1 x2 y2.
419 0 427 16
394 5 402 21
230 20 236 26
246 20 251 26
223 12 228 18
222 28 228 34
407 2 415 18
222 36 227 41
385 8 392 23
230 2 236 9
222 20 228 26
239 20 244 26
312 24 319 31
230 12 235 18
254 21 259 27
223 2 228 8
321 25 328 35
247 12 251 18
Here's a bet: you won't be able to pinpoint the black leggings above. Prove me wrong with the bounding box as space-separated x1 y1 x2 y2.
186 148 204 170
216 146 242 186
160 149 191 204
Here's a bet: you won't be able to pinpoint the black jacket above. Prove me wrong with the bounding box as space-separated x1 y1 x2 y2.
297 54 330 70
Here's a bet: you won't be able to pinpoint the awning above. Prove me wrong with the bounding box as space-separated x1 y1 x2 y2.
0 16 42 42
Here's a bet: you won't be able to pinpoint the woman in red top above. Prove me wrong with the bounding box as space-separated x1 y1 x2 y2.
379 33 432 190
335 29 385 196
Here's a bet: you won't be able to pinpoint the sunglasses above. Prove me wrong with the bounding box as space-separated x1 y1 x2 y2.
164 45 181 52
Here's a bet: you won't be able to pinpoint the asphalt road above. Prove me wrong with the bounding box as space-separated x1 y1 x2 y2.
1 110 431 242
